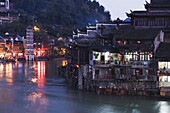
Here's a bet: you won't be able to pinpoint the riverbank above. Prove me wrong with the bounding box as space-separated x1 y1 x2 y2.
67 77 164 98
68 81 170 100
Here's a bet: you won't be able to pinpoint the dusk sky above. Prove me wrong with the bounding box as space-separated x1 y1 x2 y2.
96 0 150 20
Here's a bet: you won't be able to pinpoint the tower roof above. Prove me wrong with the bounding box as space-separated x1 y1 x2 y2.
0 0 6 2
151 0 170 5
27 26 33 29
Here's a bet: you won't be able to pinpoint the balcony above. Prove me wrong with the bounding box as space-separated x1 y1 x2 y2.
94 74 114 80
94 60 131 67
131 61 150 68
159 82 170 87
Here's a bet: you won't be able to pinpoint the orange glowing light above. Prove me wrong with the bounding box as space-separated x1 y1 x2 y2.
33 26 40 32
74 64 79 68
31 78 37 83
26 92 48 105
37 62 46 88
61 60 68 66
5 63 13 84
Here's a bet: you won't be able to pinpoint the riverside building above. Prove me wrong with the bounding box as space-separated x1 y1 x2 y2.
68 0 170 96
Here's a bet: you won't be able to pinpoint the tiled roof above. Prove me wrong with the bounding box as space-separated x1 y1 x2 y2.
5 34 23 41
151 0 170 5
131 12 170 16
114 28 160 40
155 42 170 58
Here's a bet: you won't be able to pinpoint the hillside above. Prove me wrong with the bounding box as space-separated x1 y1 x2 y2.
11 0 111 36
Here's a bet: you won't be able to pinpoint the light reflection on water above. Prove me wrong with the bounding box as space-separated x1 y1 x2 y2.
36 61 46 88
0 60 169 113
0 61 57 87
0 63 14 85
25 91 48 113
29 61 46 88
156 101 170 113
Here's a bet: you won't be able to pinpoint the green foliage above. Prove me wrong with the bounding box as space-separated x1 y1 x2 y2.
12 0 111 36
0 21 27 36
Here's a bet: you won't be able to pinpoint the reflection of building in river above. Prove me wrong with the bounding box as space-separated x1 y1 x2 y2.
26 92 48 110
34 61 46 88
0 63 13 84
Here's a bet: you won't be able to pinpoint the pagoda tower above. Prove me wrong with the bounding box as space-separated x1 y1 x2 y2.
25 26 34 61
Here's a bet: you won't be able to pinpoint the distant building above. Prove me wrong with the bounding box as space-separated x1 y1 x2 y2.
0 36 6 58
25 26 34 61
0 0 19 24
4 34 24 59
0 0 9 12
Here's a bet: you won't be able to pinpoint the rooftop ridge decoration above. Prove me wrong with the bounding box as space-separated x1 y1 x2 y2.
151 0 170 5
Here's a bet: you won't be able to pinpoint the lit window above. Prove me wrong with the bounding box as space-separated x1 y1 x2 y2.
15 38 18 41
117 40 122 44
0 2 5 5
137 41 141 44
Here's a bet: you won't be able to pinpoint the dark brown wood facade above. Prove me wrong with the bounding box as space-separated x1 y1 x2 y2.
127 0 170 28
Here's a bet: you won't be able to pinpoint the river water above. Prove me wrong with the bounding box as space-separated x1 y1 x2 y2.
0 59 169 113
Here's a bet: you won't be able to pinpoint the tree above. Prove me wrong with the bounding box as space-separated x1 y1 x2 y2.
12 0 111 36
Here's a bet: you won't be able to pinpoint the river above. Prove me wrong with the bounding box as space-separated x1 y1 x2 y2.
0 59 169 113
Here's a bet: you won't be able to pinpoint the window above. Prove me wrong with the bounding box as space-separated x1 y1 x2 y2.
0 2 5 6
140 52 144 61
137 40 141 44
135 18 148 26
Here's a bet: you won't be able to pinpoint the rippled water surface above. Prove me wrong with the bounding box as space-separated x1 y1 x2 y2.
0 60 169 113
